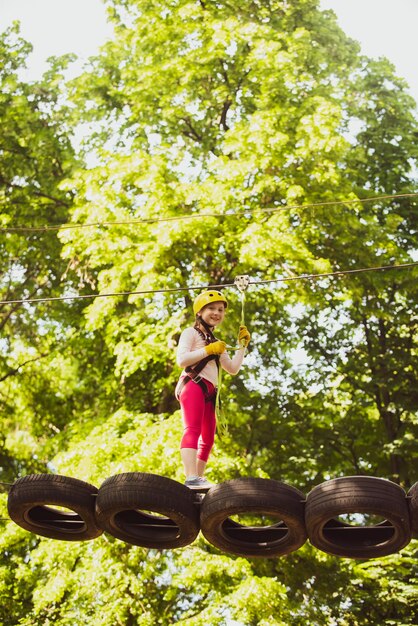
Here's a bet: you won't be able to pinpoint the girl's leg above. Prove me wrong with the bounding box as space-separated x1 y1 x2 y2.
181 448 198 478
197 387 217 473
196 457 207 477
179 381 206 478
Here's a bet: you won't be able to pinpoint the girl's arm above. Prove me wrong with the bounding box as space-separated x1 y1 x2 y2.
176 327 207 368
219 346 246 375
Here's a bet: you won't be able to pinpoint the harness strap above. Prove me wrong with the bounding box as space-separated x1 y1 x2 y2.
176 374 216 404
186 353 218 376
176 326 219 403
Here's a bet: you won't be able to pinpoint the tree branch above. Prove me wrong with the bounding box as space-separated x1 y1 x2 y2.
180 116 203 142
219 97 232 131
0 352 50 383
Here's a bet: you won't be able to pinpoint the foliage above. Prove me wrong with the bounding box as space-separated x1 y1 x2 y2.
1 1 418 624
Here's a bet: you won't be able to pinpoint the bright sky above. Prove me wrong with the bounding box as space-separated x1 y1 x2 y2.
320 0 418 105
1 0 417 106
0 0 114 79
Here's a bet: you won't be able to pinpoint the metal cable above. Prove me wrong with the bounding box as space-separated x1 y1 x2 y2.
0 261 416 306
1 192 417 233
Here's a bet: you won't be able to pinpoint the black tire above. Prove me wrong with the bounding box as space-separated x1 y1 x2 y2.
407 482 418 537
305 476 411 559
199 478 307 558
7 474 102 541
95 473 200 549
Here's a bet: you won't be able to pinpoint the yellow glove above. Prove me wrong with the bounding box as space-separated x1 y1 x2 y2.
204 341 226 355
238 325 251 347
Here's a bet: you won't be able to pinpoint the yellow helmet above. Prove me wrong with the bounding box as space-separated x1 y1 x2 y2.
193 290 228 316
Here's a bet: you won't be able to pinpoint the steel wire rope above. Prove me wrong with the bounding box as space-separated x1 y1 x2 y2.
0 517 90 523
1 192 417 233
0 261 417 306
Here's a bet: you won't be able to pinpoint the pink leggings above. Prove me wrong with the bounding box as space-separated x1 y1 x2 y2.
178 378 216 463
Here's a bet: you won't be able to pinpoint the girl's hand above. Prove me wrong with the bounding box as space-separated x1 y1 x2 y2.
204 340 227 355
238 325 251 347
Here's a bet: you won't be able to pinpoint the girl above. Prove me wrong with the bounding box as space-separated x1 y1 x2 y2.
175 290 250 489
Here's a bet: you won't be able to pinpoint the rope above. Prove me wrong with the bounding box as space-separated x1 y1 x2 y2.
0 518 86 523
1 192 417 233
234 275 250 346
240 291 246 328
215 276 251 437
1 261 416 307
215 367 228 438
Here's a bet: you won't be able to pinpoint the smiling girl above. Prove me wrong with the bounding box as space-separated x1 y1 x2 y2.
175 290 250 489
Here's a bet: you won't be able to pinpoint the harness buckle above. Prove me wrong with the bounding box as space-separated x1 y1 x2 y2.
191 374 203 384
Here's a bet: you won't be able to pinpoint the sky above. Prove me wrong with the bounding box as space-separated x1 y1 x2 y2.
0 0 114 79
0 0 417 106
320 0 418 105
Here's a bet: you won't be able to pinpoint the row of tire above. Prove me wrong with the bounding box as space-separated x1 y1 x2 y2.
7 473 418 559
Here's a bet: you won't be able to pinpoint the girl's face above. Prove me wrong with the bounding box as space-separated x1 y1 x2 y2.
199 302 226 327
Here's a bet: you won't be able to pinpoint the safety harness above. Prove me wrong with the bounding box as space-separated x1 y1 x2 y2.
176 323 219 404
177 276 250 436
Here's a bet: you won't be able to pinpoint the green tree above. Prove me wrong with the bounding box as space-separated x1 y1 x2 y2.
0 24 78 480
1 1 418 624
0 24 121 481
0 25 123 623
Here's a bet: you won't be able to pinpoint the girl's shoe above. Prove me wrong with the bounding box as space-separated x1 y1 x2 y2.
185 476 212 490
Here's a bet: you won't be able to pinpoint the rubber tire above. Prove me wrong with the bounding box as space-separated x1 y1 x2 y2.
199 478 307 558
305 476 411 559
95 473 200 549
407 482 418 537
7 474 102 541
